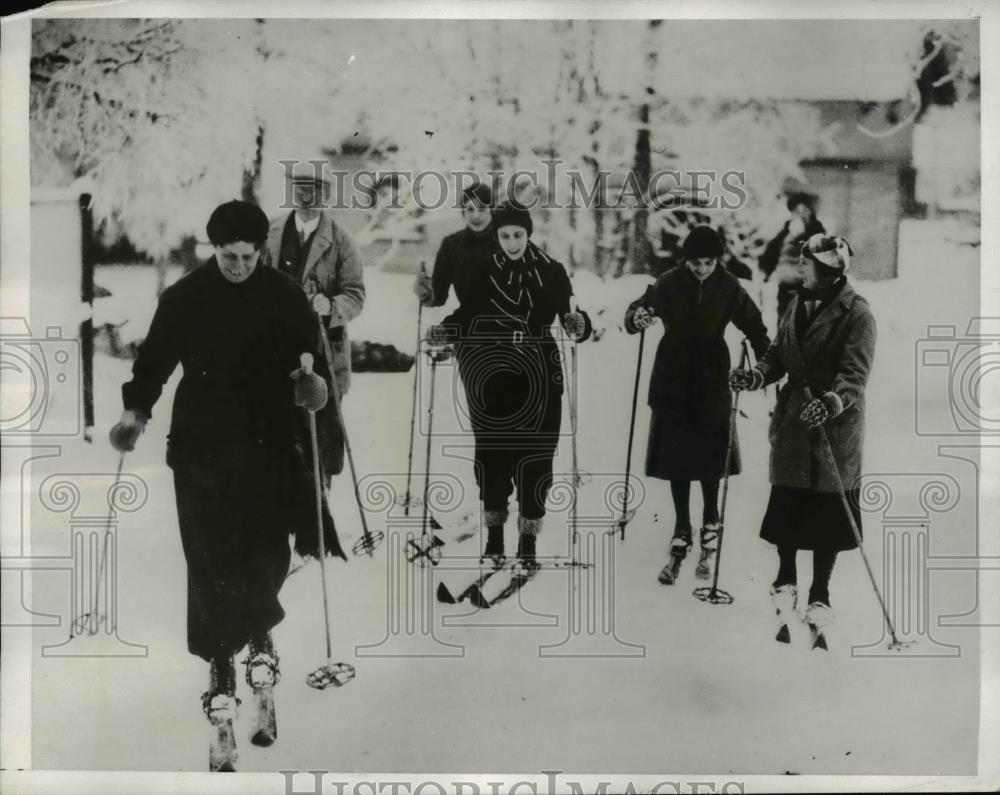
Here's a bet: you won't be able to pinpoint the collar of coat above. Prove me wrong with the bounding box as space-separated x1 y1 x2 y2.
790 278 860 344
677 262 725 288
266 210 339 281
781 279 862 384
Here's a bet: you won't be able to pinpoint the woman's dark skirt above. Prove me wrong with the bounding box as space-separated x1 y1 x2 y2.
760 485 862 552
645 402 741 481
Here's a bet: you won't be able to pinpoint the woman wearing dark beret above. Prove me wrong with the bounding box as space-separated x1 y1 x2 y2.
731 233 876 643
625 225 770 584
426 201 591 573
110 200 342 753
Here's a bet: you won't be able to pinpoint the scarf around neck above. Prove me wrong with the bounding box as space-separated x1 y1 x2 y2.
486 242 551 325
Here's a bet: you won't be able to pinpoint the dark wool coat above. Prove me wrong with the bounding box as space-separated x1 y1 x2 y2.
122 260 345 661
625 265 770 481
264 211 366 476
429 226 497 307
756 279 876 493
442 243 591 518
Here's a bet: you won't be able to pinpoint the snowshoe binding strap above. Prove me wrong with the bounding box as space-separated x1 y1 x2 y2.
480 553 507 570
244 651 281 689
306 661 356 690
700 524 720 550
512 557 540 578
201 691 241 724
805 601 835 630
769 584 798 614
669 534 692 557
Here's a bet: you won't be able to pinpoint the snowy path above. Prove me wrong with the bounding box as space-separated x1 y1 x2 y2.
26 220 981 773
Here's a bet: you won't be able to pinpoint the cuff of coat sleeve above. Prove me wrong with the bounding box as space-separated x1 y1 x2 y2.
624 307 645 335
822 391 844 418
327 304 346 328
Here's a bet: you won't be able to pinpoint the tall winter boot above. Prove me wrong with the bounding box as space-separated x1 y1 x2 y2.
481 509 507 568
515 516 542 574
770 584 798 644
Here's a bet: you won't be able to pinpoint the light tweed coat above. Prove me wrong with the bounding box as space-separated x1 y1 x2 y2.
756 280 876 492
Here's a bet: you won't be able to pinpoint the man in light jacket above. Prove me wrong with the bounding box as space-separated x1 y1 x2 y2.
264 163 366 478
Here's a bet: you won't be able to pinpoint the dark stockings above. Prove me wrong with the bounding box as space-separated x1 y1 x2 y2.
669 479 721 536
773 546 838 606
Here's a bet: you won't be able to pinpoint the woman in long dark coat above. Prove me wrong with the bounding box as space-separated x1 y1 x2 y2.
731 233 876 636
426 202 591 570
625 226 770 583
110 201 340 720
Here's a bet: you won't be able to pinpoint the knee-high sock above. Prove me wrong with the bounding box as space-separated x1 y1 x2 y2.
700 479 720 525
774 545 798 589
809 549 838 607
669 480 692 533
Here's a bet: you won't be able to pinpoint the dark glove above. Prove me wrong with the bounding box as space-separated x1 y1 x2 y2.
729 368 763 392
426 324 449 346
563 311 587 342
291 353 328 412
109 411 145 452
800 392 842 428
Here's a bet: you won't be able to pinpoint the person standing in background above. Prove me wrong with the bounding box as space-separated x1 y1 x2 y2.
759 193 826 323
415 181 495 310
264 163 366 482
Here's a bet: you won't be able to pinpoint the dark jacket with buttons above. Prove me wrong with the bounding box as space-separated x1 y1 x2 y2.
626 265 769 414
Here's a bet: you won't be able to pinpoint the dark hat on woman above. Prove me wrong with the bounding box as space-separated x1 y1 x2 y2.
680 225 724 260
462 181 493 208
785 191 817 212
206 200 270 248
492 201 533 236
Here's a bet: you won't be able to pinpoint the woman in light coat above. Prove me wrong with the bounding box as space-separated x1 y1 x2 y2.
731 233 876 633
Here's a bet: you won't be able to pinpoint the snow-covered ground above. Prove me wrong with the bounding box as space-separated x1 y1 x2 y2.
24 219 982 773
